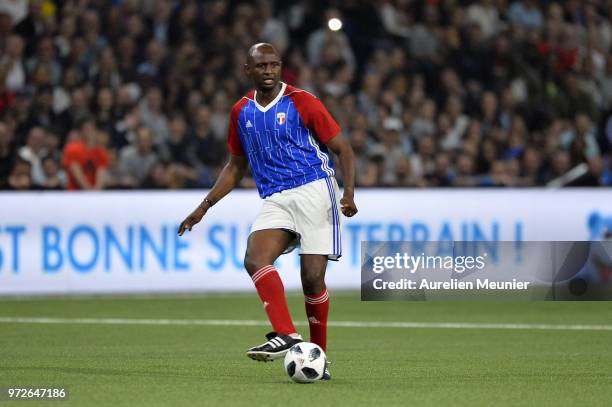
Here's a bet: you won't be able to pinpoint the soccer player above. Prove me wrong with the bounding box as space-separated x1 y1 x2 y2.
178 43 357 380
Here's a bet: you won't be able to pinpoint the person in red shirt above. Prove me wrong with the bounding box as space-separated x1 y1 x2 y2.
0 64 16 115
62 119 109 190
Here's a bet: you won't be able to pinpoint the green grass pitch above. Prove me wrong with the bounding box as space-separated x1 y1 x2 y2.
1 292 611 406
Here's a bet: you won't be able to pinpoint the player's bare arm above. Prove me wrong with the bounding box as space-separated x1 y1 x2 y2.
178 154 248 236
326 133 358 217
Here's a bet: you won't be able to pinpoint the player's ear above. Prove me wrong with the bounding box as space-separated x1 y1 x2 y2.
244 63 250 76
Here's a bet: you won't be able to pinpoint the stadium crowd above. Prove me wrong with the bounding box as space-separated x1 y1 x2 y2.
1 0 611 190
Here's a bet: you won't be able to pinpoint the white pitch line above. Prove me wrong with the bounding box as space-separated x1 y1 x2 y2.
0 317 611 331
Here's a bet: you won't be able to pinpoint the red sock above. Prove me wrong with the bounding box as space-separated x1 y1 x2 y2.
251 265 296 335
304 289 329 351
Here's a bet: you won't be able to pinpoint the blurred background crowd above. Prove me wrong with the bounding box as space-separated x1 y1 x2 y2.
1 0 612 190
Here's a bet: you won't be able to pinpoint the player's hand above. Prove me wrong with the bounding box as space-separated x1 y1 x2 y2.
178 206 206 236
340 195 358 217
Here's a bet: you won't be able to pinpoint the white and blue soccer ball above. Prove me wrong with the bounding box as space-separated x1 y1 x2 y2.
283 342 327 383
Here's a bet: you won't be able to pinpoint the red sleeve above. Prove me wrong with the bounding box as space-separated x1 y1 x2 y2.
227 98 248 156
290 91 341 143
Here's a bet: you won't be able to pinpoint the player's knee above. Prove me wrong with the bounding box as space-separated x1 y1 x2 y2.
244 255 267 276
243 256 256 275
301 270 325 294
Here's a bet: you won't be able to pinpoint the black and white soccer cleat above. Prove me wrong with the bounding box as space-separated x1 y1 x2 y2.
246 332 302 362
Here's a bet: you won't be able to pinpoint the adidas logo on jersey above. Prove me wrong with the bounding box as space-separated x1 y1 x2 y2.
246 120 253 128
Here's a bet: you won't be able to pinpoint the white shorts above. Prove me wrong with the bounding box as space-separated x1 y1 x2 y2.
250 177 342 260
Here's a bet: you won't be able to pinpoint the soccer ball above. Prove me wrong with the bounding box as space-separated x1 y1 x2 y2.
283 342 327 383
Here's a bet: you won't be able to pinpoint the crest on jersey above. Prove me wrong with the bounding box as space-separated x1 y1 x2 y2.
276 112 286 125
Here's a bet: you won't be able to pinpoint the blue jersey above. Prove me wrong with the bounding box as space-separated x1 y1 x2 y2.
228 83 341 198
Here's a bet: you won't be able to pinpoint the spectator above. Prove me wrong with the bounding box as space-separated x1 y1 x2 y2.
0 63 16 115
440 96 469 151
0 121 16 186
187 105 225 186
138 86 169 146
306 9 356 70
409 5 442 62
599 54 612 110
91 46 121 89
374 125 405 186
454 153 478 187
142 161 170 189
165 113 191 165
561 114 601 162
521 147 542 186
411 99 437 139
17 126 46 185
62 119 109 190
94 87 116 135
1 34 25 91
151 0 172 45
13 0 46 56
508 0 544 31
5 157 32 190
357 155 382 187
101 149 133 189
427 153 453 187
0 1 27 27
410 136 436 181
137 40 167 85
118 126 158 186
259 0 289 55
357 73 382 128
466 0 501 39
209 91 229 142
26 36 61 86
543 149 572 183
40 155 66 190
394 157 419 187
53 14 76 59
379 0 411 40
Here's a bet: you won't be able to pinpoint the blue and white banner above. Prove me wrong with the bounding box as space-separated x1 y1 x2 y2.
0 189 611 295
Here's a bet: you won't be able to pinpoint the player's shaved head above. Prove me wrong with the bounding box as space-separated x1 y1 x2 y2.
246 43 279 65
244 43 282 93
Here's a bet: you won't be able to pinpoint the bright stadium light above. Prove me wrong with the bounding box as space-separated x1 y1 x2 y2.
328 17 342 31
